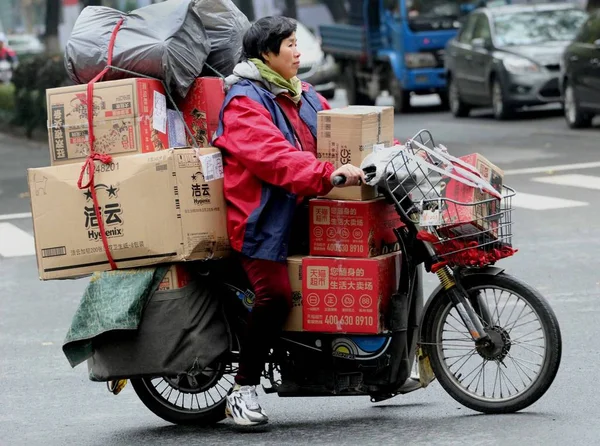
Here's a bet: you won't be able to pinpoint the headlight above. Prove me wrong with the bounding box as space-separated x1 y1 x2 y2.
405 53 437 68
502 55 540 74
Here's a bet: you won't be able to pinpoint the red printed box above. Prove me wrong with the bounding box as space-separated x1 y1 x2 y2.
157 264 192 291
177 77 225 147
302 253 401 334
46 78 170 165
440 153 504 238
309 198 402 258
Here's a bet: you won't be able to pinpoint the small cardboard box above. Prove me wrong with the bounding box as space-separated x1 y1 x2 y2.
317 106 394 201
28 147 230 280
157 264 193 291
46 78 170 165
302 253 401 334
177 77 225 147
309 198 401 258
282 256 304 332
440 153 504 238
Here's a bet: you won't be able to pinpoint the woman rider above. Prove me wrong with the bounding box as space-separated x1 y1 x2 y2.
213 16 365 426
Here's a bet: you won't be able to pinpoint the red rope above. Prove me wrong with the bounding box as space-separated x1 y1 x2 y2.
77 18 124 270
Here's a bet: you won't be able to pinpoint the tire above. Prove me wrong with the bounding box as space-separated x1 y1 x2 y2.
448 76 470 117
389 77 412 114
422 272 562 414
491 78 513 120
346 66 376 106
564 81 593 129
438 90 450 111
131 353 237 425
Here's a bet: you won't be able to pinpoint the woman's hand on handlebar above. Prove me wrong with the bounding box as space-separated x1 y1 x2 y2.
330 164 366 187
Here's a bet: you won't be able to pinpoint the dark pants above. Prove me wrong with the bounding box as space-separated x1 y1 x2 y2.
234 201 309 386
234 256 292 386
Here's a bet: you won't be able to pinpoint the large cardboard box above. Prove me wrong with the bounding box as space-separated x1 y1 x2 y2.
302 253 401 334
46 78 169 165
439 153 504 238
176 77 225 147
309 198 401 258
28 147 230 280
317 106 394 201
282 256 304 332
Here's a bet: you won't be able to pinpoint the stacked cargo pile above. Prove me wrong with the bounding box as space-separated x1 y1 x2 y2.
27 0 249 281
283 106 404 335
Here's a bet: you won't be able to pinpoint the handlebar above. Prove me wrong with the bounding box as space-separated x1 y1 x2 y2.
332 175 347 186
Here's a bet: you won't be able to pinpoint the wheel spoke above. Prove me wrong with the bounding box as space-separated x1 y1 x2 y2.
507 354 535 382
496 291 513 325
509 317 540 331
507 353 541 375
449 349 477 372
510 327 542 343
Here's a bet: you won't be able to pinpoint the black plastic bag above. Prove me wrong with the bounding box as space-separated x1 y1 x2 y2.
194 0 251 77
64 0 212 97
87 277 229 381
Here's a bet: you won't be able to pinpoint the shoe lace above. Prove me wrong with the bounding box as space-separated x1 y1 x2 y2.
240 385 260 411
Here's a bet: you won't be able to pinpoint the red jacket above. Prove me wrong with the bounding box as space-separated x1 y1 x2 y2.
214 81 335 260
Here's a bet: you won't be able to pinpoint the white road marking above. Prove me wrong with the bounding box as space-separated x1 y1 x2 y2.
532 174 600 190
505 161 600 176
512 192 588 210
0 212 32 221
0 222 36 257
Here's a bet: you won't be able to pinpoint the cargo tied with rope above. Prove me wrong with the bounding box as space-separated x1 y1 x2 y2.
28 0 242 280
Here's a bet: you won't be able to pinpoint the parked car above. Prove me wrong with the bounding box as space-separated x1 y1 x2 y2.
295 21 339 99
561 10 600 128
445 3 588 119
7 34 44 59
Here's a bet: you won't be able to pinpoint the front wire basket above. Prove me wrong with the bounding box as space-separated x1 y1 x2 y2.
383 130 516 268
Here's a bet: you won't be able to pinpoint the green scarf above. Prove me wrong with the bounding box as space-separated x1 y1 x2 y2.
250 58 302 103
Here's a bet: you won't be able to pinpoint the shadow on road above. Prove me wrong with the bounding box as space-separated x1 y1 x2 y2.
95 403 560 445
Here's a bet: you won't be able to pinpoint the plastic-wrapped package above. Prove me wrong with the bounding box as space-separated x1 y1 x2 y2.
194 0 251 77
64 0 212 97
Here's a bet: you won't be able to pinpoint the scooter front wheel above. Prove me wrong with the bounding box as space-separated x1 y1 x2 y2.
422 272 561 413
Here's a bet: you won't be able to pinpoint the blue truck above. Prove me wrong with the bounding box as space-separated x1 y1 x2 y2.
319 0 481 112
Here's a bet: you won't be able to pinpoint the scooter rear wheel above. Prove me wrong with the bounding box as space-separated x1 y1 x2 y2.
130 355 236 425
422 272 561 413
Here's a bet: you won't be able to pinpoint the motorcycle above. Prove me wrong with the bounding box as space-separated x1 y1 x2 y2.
128 130 562 425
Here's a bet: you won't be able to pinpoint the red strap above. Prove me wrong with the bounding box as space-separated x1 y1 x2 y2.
77 18 124 271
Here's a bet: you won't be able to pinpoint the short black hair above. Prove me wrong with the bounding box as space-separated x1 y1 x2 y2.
242 16 297 61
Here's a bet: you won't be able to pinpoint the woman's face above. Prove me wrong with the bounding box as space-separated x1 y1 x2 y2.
263 32 301 80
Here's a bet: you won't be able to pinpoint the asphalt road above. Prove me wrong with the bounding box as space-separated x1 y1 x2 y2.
2 93 600 446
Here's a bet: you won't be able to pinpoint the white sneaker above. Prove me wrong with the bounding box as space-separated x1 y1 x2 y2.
225 385 269 426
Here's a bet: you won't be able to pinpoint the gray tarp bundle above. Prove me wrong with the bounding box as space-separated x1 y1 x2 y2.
64 0 250 98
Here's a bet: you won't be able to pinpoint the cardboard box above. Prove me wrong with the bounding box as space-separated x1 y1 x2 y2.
440 153 504 238
28 147 230 280
47 78 170 165
282 256 304 332
302 253 401 334
317 106 394 201
177 77 225 147
157 264 193 291
309 198 401 258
